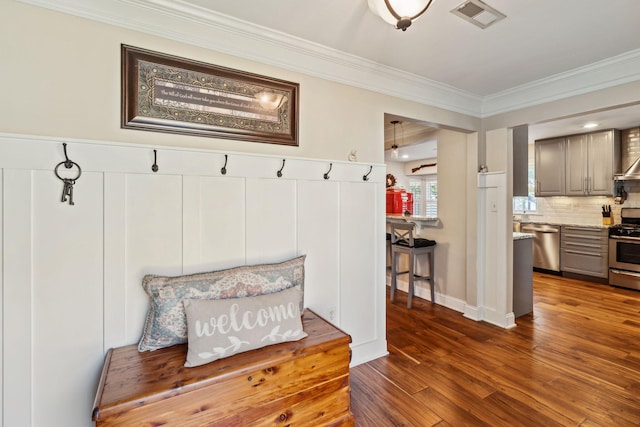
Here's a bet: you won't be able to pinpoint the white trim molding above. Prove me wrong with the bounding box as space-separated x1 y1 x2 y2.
18 0 640 118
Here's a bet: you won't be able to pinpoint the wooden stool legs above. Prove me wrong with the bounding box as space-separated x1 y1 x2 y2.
390 251 398 303
390 247 435 308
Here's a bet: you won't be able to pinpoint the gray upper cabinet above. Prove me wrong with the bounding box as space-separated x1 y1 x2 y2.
565 134 588 195
588 131 617 195
565 131 617 196
536 130 619 197
535 137 565 196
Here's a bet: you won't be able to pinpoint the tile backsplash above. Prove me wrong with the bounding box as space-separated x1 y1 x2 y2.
517 180 640 226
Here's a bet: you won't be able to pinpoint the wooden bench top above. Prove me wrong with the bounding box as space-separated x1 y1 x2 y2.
92 309 351 422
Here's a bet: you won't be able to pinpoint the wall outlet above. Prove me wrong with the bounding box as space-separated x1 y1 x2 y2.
328 306 337 321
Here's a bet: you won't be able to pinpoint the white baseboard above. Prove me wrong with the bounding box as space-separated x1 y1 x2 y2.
388 280 467 314
389 281 516 329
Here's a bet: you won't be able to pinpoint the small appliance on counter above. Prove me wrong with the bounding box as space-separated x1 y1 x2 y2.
602 205 612 225
386 188 413 215
614 184 627 204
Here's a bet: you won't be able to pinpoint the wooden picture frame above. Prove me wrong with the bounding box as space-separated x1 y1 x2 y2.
121 45 299 146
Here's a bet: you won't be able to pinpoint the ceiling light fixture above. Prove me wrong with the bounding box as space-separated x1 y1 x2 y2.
583 122 599 129
391 120 400 159
368 0 434 31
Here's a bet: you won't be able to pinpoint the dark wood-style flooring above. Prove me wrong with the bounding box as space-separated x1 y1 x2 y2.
350 272 640 426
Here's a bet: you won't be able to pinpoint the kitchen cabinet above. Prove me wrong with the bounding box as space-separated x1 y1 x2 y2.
565 130 617 196
560 226 608 278
536 130 619 197
535 138 565 196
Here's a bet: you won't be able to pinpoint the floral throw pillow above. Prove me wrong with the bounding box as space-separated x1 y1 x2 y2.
183 286 307 367
138 255 305 352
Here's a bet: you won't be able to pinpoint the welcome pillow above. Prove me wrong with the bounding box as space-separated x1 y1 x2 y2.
138 255 305 352
183 286 307 367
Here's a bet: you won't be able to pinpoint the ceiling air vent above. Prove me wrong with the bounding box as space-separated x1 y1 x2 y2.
451 0 506 29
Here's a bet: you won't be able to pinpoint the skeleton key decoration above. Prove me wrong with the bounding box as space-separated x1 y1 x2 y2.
60 178 76 205
54 146 82 206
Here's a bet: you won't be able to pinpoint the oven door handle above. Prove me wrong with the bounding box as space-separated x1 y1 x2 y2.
610 269 640 279
609 235 640 243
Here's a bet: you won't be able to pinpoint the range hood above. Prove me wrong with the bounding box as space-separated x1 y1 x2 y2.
615 156 640 181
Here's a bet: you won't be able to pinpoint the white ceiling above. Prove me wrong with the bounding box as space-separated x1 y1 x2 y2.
183 0 640 97
21 0 640 116
21 0 640 158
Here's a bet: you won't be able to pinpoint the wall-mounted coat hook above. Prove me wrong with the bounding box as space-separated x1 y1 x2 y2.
324 163 333 180
277 159 286 178
221 154 228 175
62 142 73 169
151 149 159 173
55 143 82 206
363 165 373 181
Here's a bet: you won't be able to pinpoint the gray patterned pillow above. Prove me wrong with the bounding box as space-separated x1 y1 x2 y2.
184 286 307 367
138 255 305 351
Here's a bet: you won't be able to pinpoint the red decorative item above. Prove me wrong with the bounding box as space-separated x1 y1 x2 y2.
386 189 413 214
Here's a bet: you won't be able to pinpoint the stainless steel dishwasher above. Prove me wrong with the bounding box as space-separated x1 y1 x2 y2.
520 223 561 272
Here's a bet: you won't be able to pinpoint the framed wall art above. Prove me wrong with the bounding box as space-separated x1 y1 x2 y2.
121 45 299 146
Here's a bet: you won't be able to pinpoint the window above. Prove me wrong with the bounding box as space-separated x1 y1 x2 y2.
409 181 422 215
409 177 437 217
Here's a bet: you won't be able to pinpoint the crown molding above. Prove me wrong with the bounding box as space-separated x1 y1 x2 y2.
481 49 640 117
17 0 640 119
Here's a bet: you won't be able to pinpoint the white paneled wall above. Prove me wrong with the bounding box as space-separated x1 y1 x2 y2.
0 134 387 427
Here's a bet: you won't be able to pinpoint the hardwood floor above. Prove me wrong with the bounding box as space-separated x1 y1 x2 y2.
350 272 640 426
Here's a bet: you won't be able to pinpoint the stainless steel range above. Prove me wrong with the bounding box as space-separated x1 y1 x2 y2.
609 208 640 290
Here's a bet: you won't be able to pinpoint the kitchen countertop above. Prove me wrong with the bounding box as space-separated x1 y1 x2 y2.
387 215 439 225
515 220 610 229
513 232 534 240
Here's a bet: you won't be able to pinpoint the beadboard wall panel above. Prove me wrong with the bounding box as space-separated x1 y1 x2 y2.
245 178 298 265
297 180 341 322
3 169 33 427
123 174 184 344
31 171 104 427
182 176 246 274
340 182 379 347
0 134 386 427
0 170 3 427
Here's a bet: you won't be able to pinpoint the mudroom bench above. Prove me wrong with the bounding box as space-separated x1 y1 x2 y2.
92 309 354 426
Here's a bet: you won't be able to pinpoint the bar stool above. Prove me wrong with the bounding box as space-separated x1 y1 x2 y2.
390 222 436 308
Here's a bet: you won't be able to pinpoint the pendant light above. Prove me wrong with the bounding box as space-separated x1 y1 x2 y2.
391 120 400 159
368 0 434 31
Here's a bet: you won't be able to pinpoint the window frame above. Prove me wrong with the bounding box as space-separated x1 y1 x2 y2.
409 175 437 217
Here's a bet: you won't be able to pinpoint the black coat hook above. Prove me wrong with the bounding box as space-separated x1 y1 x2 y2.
363 165 373 181
221 154 228 175
62 142 73 169
151 149 158 173
277 159 286 178
56 143 81 206
324 163 333 180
